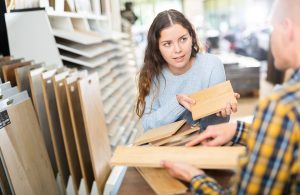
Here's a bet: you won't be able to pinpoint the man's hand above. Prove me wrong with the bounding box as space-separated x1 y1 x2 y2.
186 122 237 146
216 93 240 117
161 160 205 182
176 94 196 111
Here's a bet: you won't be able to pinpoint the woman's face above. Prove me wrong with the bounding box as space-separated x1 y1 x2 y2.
158 23 193 75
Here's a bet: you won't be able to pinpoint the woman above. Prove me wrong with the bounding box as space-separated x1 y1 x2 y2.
136 9 238 130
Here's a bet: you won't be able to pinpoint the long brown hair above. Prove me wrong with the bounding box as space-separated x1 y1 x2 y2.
136 9 202 117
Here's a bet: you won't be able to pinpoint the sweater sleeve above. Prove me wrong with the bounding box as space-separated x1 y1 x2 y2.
141 94 185 131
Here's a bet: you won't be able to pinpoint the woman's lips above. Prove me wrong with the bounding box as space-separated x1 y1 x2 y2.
173 55 185 62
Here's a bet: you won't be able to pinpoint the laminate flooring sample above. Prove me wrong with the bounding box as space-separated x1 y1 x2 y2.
41 69 70 192
53 71 82 192
190 81 237 120
111 146 246 170
29 67 58 175
65 72 94 193
0 98 59 195
78 73 111 194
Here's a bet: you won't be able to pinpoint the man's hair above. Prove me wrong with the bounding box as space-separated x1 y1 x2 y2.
273 0 300 23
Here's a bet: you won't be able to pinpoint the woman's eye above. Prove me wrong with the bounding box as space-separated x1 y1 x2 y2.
163 43 171 47
180 37 187 42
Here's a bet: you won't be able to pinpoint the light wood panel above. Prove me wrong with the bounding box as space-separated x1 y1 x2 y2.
111 146 246 170
150 124 200 146
65 72 94 193
190 81 237 120
0 148 14 195
53 71 82 193
2 61 32 86
41 69 70 192
28 67 58 175
0 58 23 80
134 120 186 146
15 63 43 96
0 98 59 195
137 168 187 195
78 73 111 194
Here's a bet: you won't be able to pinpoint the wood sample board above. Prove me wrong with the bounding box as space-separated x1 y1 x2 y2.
53 71 82 192
78 73 112 194
2 61 32 86
0 98 59 195
28 67 58 175
41 69 70 191
65 72 94 193
111 146 246 170
134 120 186 146
190 81 237 120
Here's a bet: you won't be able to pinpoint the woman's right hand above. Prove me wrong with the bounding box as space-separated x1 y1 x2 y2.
185 122 237 146
176 94 196 111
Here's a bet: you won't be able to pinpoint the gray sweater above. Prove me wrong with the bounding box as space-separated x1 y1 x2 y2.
141 53 229 131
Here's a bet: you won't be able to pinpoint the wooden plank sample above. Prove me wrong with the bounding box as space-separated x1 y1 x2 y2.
190 81 237 120
53 71 82 192
78 73 112 194
150 124 200 146
41 69 70 192
65 72 94 193
28 67 58 175
15 63 43 96
2 61 32 86
0 98 59 195
0 58 23 80
134 120 186 146
137 168 187 195
111 146 246 170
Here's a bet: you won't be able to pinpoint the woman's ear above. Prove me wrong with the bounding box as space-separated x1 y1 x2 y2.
283 18 295 42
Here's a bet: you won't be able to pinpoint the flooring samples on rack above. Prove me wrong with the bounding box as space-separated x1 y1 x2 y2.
78 73 112 194
65 71 94 194
0 91 59 195
53 71 82 193
2 60 32 86
29 67 58 175
41 69 70 193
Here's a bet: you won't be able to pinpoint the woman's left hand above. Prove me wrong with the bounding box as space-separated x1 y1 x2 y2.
216 93 240 117
161 160 205 182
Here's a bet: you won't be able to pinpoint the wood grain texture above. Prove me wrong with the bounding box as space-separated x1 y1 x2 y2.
15 63 42 96
2 61 32 86
0 99 59 195
111 146 246 170
41 69 70 192
28 67 58 175
137 168 187 195
190 81 237 120
53 71 82 193
65 72 94 193
0 58 23 80
134 120 186 146
150 123 200 146
0 148 14 195
78 73 111 194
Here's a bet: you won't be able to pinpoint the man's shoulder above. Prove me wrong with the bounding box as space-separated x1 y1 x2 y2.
261 82 300 115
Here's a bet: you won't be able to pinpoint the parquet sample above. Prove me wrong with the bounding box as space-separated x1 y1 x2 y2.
0 98 59 195
41 69 70 191
190 81 237 120
134 120 186 146
111 146 246 170
53 71 82 192
65 72 94 193
78 73 111 194
29 67 58 174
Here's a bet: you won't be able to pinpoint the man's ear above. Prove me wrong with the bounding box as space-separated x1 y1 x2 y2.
283 18 295 42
